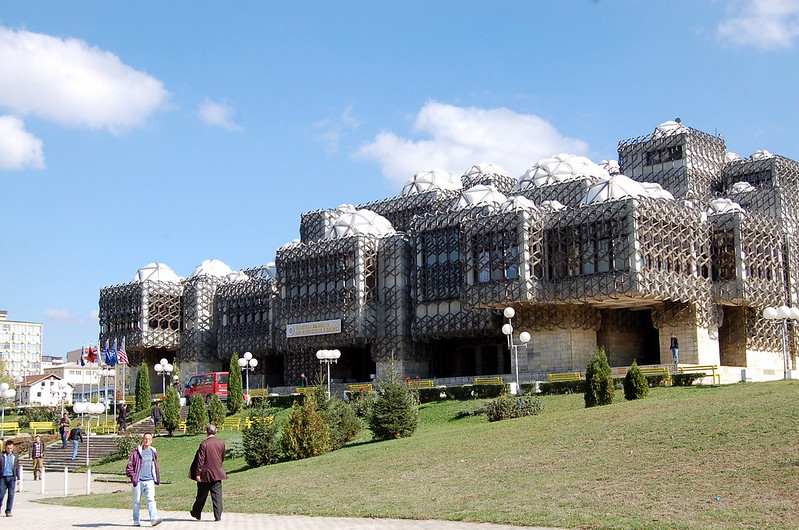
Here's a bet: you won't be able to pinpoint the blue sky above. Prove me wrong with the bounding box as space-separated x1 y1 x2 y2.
2 1 798 357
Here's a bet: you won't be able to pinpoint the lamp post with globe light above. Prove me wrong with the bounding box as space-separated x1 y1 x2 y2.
72 400 106 493
237 352 258 404
1 383 16 437
154 358 174 398
99 366 115 422
316 349 341 399
762 305 799 379
502 307 531 393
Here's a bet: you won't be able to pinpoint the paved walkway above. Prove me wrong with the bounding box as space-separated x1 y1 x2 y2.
7 470 561 529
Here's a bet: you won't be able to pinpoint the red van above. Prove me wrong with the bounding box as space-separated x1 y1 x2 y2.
185 372 229 402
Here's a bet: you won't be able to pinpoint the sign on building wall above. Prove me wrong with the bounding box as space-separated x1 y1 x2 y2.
286 319 342 338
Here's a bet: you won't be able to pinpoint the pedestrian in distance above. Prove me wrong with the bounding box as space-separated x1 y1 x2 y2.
30 434 45 480
118 402 128 432
189 424 228 521
68 423 83 460
670 333 679 364
151 401 163 435
0 440 21 517
299 372 308 387
125 432 162 527
59 412 70 449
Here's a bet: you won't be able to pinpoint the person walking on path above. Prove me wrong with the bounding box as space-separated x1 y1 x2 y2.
0 439 21 517
68 423 83 460
59 413 70 449
151 402 163 435
125 432 162 527
29 435 45 480
118 403 128 433
670 333 679 364
189 424 228 521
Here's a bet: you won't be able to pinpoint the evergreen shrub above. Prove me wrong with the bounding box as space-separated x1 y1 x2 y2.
115 430 140 459
485 396 544 422
227 356 244 414
584 347 614 408
623 361 650 400
320 397 363 450
209 394 226 427
243 406 281 466
671 373 706 386
281 395 331 460
135 363 151 412
368 372 419 440
186 394 209 435
162 385 181 435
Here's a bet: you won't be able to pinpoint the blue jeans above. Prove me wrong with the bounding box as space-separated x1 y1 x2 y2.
61 430 67 448
671 348 679 364
0 476 16 515
132 479 159 524
72 440 79 459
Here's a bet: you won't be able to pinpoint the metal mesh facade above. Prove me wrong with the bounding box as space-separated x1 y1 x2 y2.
98 121 799 383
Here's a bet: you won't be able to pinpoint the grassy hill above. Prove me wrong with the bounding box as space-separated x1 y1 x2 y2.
48 380 799 529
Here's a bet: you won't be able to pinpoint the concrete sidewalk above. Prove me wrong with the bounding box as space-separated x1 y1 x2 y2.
7 470 561 529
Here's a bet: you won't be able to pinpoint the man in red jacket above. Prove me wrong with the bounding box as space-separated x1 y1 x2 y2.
189 424 228 521
125 432 162 527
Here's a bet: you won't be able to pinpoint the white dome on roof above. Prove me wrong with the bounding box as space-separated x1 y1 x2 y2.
581 174 648 205
707 198 746 215
401 169 462 196
641 182 675 200
516 154 609 190
134 263 181 283
600 160 621 175
751 149 773 160
225 271 250 282
499 195 538 213
280 239 301 249
324 209 395 239
453 184 507 210
463 162 510 179
725 152 742 163
653 120 687 138
191 259 232 279
730 181 756 193
541 200 566 211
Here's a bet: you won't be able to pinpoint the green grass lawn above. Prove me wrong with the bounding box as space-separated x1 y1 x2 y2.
44 380 799 529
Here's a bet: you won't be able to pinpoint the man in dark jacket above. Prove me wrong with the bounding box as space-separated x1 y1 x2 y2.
189 424 228 521
68 424 83 460
125 432 162 527
1 440 21 517
151 402 163 434
30 435 45 480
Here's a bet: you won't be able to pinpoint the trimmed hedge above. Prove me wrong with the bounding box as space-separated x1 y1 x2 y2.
671 373 707 386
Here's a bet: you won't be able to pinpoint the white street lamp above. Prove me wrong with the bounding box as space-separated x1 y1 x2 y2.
315 349 341 399
503 307 531 393
237 351 258 405
1 383 17 437
154 358 173 398
763 305 799 379
99 367 115 422
55 379 70 415
73 399 106 492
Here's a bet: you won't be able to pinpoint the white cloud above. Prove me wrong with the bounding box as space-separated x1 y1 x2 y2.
0 115 45 170
717 0 799 50
198 99 243 131
45 308 98 326
315 106 360 154
353 101 589 186
0 25 169 132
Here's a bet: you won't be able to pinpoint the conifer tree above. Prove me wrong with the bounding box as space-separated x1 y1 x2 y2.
280 395 331 460
584 347 614 408
227 355 244 414
162 384 181 435
209 393 226 426
623 360 650 400
186 394 209 435
368 364 419 440
135 363 151 412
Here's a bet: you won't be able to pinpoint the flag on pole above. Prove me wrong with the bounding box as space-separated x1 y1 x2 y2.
87 343 97 363
118 337 129 365
106 338 118 367
80 344 86 366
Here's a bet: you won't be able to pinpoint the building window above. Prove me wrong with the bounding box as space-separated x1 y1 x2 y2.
645 144 683 165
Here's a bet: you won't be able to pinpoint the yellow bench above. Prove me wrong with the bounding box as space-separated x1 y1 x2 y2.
124 396 136 406
678 365 721 385
245 416 274 429
547 372 582 382
408 379 434 388
0 422 20 435
99 420 118 434
347 383 374 393
220 417 241 431
473 377 504 385
248 388 270 399
30 421 56 435
178 421 187 433
639 366 672 384
295 386 316 395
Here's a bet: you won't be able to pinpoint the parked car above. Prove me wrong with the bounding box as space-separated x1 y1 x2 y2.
184 371 229 402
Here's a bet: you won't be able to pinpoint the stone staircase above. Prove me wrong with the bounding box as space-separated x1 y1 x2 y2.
19 435 121 472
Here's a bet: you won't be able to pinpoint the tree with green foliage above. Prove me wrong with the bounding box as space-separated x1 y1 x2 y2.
162 385 181 435
209 394 226 427
227 355 244 414
319 394 363 450
281 394 331 460
584 347 614 408
623 360 650 401
242 405 281 467
368 367 419 440
135 363 151 412
186 394 209 435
